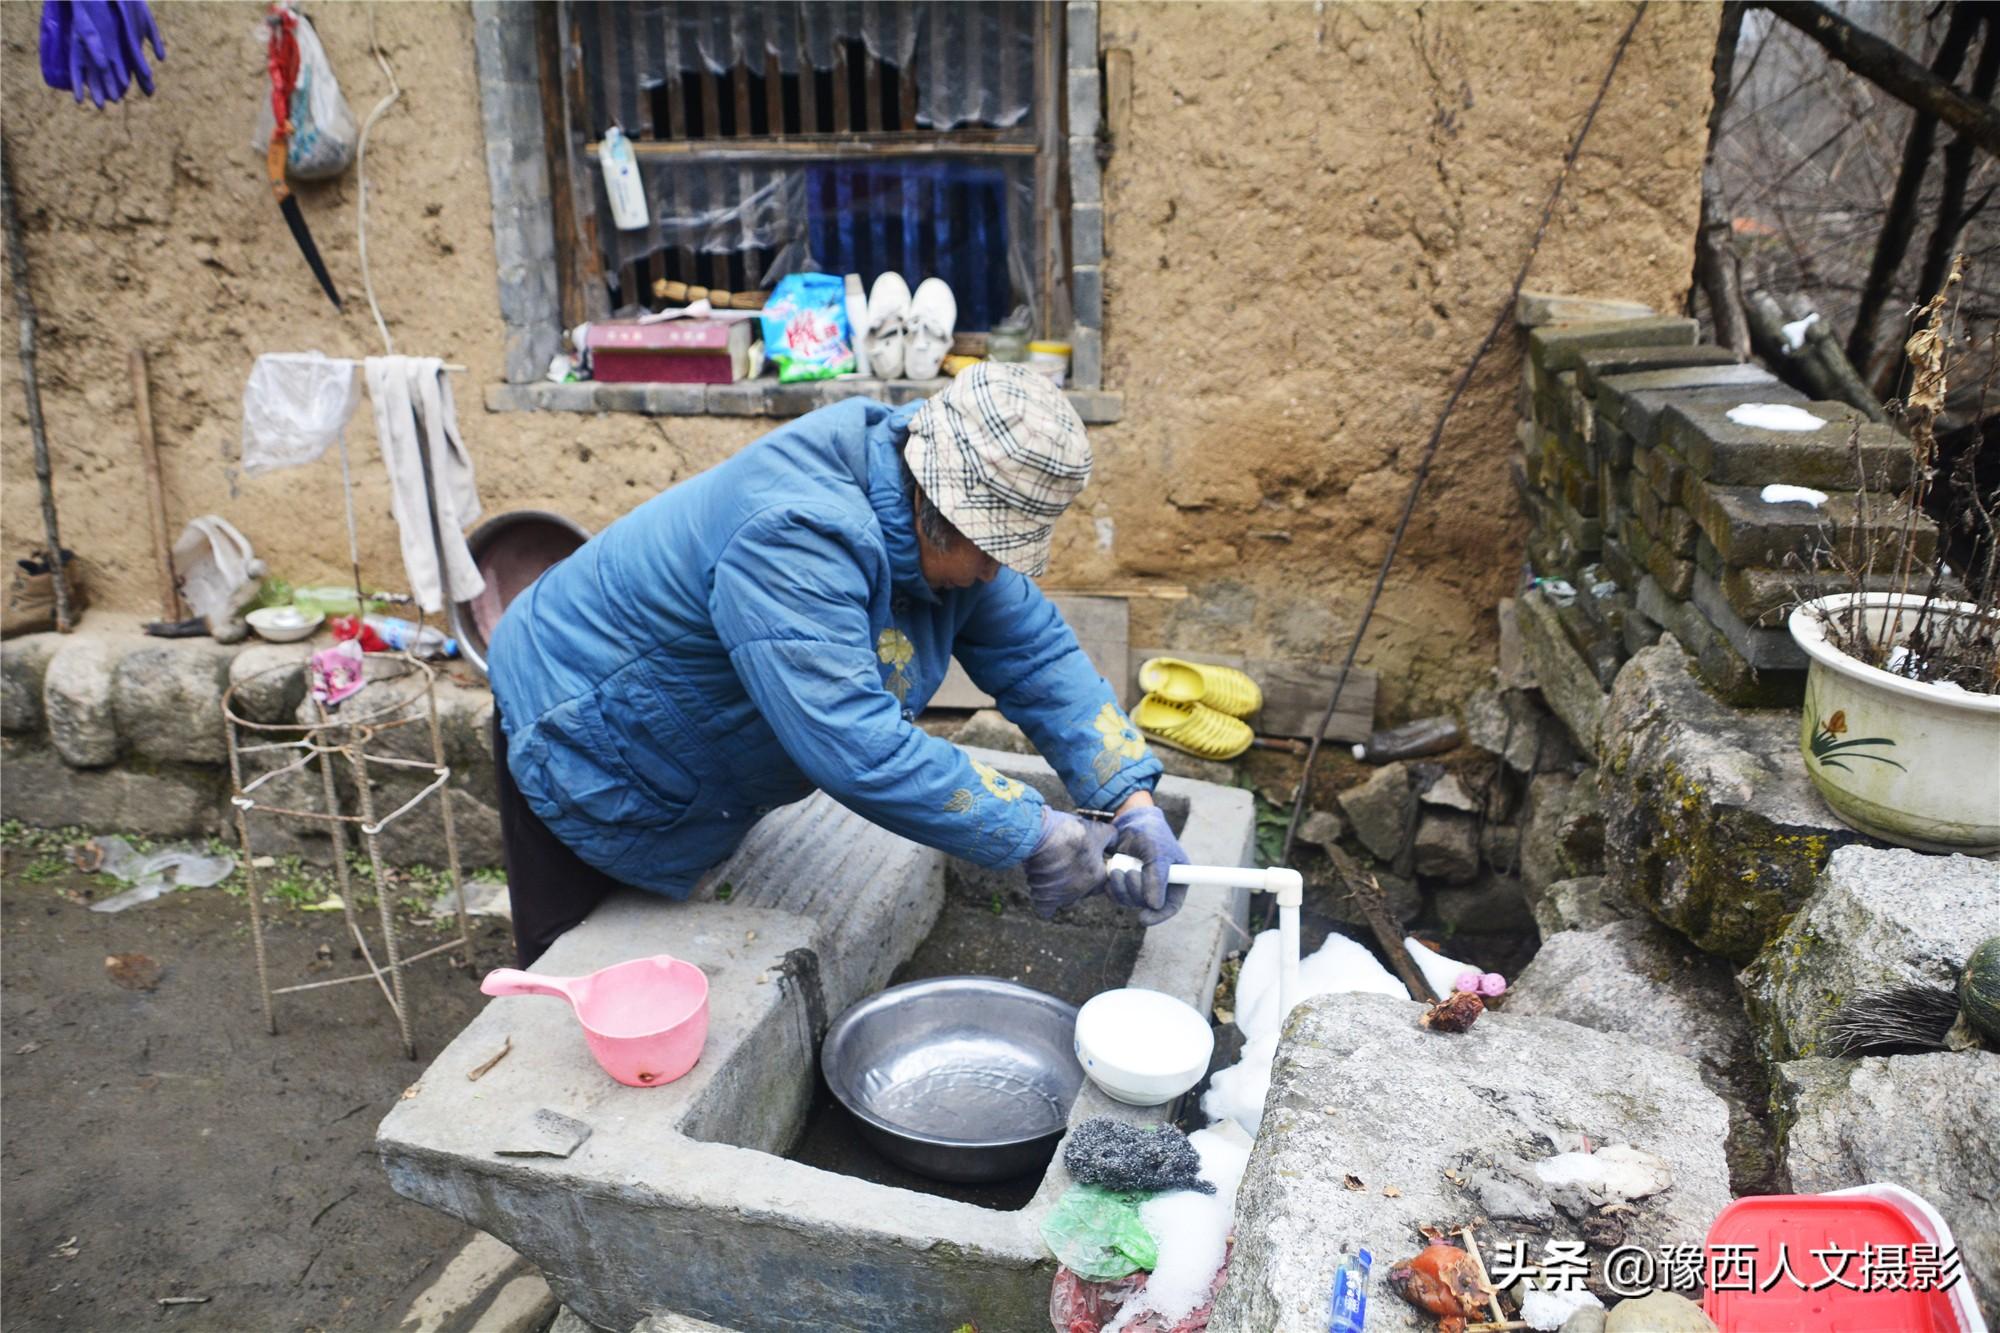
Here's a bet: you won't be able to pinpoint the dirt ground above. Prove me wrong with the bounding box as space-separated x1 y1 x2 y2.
0 846 516 1333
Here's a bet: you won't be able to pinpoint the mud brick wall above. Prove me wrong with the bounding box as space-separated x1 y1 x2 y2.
1514 314 1934 712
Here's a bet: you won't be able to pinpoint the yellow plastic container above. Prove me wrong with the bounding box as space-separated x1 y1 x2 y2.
1027 340 1072 387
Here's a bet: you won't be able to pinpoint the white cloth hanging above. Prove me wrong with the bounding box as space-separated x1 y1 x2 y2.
240 351 362 476
364 356 485 613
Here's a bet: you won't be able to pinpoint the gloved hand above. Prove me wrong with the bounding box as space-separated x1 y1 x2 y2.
1106 803 1190 927
1023 807 1115 921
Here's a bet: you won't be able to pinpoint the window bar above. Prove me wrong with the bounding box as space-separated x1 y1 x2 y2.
830 34 851 133
764 50 785 137
1034 0 1063 336
861 3 884 132
577 2 609 139
700 53 722 140
897 6 918 133
611 1 642 136
707 160 731 291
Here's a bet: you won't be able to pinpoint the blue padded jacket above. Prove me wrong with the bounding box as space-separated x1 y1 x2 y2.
486 398 1160 896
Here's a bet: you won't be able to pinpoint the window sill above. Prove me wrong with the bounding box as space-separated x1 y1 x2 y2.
482 378 1124 425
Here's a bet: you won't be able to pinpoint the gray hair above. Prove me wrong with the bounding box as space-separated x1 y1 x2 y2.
910 477 960 550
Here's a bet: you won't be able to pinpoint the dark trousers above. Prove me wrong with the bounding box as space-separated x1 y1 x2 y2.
492 709 625 968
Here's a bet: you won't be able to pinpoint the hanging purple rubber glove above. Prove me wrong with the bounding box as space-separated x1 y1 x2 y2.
41 2 75 92
71 0 131 105
1106 803 1190 927
1022 808 1116 921
112 0 162 96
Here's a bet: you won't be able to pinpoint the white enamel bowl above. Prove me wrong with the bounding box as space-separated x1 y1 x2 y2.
1073 987 1214 1107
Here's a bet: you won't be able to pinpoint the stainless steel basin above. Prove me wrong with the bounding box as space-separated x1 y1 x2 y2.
821 976 1083 1183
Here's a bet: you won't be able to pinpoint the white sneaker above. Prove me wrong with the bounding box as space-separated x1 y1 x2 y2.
904 278 957 380
866 273 911 380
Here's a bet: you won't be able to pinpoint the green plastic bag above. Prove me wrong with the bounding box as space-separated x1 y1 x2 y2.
1040 1185 1158 1281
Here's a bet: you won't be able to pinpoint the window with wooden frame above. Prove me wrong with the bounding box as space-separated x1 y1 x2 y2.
539 1 1073 340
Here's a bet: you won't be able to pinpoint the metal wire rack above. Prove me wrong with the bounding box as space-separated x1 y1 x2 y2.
222 653 470 1059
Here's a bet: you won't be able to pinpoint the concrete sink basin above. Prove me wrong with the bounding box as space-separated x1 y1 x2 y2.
377 748 1254 1332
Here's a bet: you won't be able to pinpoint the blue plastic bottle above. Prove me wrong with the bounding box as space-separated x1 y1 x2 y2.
1329 1246 1371 1332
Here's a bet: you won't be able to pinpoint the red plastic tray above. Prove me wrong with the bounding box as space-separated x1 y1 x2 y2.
1704 1195 1963 1332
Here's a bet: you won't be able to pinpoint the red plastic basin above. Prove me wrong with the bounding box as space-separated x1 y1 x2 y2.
1703 1194 1966 1332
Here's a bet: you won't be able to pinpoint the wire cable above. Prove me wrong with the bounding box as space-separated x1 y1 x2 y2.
1278 2 1653 871
356 2 402 357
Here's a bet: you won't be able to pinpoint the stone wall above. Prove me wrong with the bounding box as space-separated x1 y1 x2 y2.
1515 313 1934 720
1 624 500 870
0 1 1722 717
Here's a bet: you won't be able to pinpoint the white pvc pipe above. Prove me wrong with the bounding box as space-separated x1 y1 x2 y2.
1108 857 1303 1021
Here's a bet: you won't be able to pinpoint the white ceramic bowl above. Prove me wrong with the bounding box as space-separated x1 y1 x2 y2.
246 605 324 644
1073 987 1214 1107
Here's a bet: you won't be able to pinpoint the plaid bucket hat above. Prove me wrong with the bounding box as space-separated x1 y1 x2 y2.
903 362 1091 577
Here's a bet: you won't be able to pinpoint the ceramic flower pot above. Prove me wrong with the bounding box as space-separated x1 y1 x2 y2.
1788 593 2000 854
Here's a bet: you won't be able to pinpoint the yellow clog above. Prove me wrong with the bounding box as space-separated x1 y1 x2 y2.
1136 657 1262 719
1131 693 1254 761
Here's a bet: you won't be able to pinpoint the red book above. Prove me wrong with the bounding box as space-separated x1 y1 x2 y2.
586 318 753 384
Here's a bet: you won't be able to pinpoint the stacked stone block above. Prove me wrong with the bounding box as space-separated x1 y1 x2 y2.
1517 311 1937 707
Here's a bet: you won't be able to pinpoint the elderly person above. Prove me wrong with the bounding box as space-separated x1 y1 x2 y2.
487 364 1188 966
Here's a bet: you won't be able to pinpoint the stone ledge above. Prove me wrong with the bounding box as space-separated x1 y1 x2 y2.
1597 639 1864 962
483 378 1126 425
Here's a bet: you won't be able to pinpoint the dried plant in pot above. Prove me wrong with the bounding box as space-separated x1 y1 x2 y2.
1786 258 2000 854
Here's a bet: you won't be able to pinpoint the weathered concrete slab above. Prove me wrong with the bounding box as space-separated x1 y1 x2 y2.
1598 640 1865 962
1774 1054 2000 1321
1511 921 1774 1194
1209 992 1732 1332
1692 483 1935 571
1574 344 1741 396
1662 399 1914 490
393 1231 557 1333
694 792 948 1020
1515 588 1606 759
380 750 1255 1333
1742 845 2000 1063
1517 293 1656 327
1529 318 1698 374
1600 383 1810 449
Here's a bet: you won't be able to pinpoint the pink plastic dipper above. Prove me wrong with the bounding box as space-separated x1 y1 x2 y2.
480 955 709 1088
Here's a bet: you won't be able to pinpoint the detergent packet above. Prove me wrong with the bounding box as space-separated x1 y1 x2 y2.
759 273 856 382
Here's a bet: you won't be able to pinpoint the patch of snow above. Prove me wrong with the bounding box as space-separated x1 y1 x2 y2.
1200 1033 1279 1137
1780 311 1819 352
1759 483 1828 507
1520 1284 1606 1330
1202 929 1405 1135
1104 1187 1233 1332
1532 1143 1674 1204
1886 645 1967 693
1234 928 1404 1044
1728 403 1826 432
1099 1131 1250 1332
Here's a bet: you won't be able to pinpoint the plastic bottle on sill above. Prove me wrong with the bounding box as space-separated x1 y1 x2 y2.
363 614 458 659
599 126 650 232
